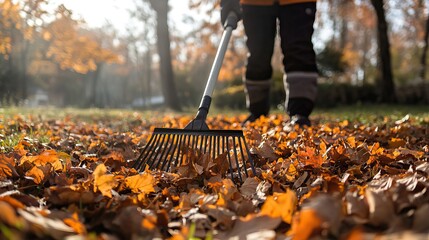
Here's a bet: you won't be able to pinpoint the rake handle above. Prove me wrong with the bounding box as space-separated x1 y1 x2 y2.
195 13 238 122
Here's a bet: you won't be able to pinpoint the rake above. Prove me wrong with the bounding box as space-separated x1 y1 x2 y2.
133 13 256 183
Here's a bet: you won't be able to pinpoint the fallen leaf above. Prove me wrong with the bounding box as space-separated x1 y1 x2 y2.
388 138 406 148
20 150 69 172
0 154 16 179
216 215 281 239
0 201 22 227
26 165 51 184
18 208 75 239
93 163 118 198
260 190 297 224
365 187 396 227
63 212 86 234
288 209 323 240
125 173 155 194
240 177 259 198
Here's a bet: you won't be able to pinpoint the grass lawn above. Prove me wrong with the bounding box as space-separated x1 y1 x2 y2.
1 104 427 127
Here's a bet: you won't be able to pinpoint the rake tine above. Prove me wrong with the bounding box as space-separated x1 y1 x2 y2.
208 135 213 159
177 134 186 166
135 133 159 171
199 135 205 153
224 136 235 181
164 134 181 171
155 133 174 170
147 133 166 169
153 133 171 169
232 137 243 182
238 137 249 177
192 135 198 153
184 134 192 165
212 136 217 160
242 136 256 175
217 135 220 159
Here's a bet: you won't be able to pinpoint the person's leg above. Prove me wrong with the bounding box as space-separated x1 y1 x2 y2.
279 2 318 126
242 4 277 121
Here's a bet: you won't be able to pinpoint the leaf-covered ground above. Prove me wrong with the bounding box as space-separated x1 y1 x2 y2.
0 108 428 239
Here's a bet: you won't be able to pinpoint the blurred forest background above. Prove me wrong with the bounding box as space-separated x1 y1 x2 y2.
1 0 429 111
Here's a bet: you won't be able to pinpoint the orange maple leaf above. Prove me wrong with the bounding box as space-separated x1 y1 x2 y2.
125 173 155 194
20 150 70 172
287 209 323 240
388 138 406 148
93 163 117 198
297 147 324 167
26 165 51 184
63 212 87 234
0 154 16 179
260 190 297 224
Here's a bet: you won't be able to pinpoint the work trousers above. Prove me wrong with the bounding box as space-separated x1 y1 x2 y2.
242 2 318 116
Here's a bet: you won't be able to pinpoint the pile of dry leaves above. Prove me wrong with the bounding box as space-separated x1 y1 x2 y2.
0 113 428 239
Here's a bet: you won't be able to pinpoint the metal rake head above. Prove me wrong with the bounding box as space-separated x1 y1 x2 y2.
133 128 256 183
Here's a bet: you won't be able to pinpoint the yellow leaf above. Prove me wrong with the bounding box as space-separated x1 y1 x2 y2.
125 173 155 194
260 190 297 224
93 164 117 198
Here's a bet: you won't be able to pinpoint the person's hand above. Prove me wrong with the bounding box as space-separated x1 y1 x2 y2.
220 0 242 27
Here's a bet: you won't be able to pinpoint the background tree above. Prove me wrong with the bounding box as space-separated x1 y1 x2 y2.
370 0 396 103
147 0 181 111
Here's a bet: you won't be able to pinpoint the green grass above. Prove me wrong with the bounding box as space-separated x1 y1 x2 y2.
313 104 429 125
0 104 427 124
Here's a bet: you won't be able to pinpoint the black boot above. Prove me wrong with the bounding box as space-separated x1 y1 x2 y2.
242 79 271 124
287 97 314 127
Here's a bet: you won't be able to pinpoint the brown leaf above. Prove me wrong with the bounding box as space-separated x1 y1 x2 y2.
205 205 235 231
365 187 396 227
217 215 281 239
413 204 429 232
47 185 96 205
345 188 369 221
299 194 343 237
18 208 75 239
240 177 259 198
0 201 22 227
254 140 278 161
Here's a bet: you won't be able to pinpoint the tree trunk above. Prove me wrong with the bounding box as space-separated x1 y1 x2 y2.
88 63 103 107
145 49 152 108
148 0 181 111
420 13 429 103
370 0 397 103
19 39 30 101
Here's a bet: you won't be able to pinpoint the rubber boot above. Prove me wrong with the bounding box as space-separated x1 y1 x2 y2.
243 79 271 123
284 72 318 127
287 98 313 126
